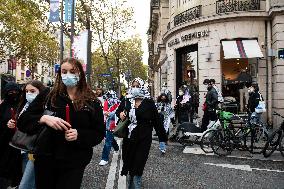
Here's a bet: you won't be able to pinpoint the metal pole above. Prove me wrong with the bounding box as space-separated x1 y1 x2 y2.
60 0 64 62
117 38 121 97
86 20 92 85
70 0 75 57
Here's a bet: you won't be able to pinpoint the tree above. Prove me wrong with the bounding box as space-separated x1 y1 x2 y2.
0 0 59 77
92 35 147 89
77 0 134 73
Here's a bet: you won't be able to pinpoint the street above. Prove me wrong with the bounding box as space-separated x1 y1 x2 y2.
81 140 284 189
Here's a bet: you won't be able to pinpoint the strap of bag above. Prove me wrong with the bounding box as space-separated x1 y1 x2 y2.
258 92 264 101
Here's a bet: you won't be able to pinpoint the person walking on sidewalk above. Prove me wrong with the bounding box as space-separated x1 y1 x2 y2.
156 93 174 154
201 81 218 132
17 58 105 189
174 85 192 124
99 90 120 166
116 78 168 189
0 82 22 189
7 80 47 189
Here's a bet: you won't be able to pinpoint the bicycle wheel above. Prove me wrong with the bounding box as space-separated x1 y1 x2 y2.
250 127 268 154
200 129 216 153
263 130 282 158
210 129 232 156
279 134 284 157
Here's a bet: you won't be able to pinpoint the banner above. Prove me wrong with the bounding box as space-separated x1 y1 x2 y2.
65 0 75 23
73 30 88 71
49 0 60 22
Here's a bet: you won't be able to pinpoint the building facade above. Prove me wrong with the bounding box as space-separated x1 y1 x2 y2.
148 0 284 124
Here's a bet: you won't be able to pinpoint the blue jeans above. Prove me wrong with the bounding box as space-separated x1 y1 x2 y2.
159 142 166 152
101 130 119 161
128 176 142 189
19 153 36 189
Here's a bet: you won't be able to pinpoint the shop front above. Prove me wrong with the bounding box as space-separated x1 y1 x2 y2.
164 20 266 116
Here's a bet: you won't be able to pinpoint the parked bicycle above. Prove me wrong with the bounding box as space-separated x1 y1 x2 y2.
263 112 284 158
210 112 269 156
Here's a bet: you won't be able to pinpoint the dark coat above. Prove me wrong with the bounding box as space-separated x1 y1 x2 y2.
247 91 261 113
0 100 22 186
205 87 218 111
17 90 105 168
116 98 167 176
175 95 191 123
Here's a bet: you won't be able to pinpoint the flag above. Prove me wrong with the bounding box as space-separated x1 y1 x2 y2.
65 0 75 23
49 0 60 22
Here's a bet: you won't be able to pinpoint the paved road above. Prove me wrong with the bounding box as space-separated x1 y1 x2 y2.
81 140 284 189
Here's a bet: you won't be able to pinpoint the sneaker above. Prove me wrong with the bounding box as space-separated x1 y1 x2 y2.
160 149 166 154
99 160 108 166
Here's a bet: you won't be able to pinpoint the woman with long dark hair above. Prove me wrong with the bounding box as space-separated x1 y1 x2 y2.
17 58 105 189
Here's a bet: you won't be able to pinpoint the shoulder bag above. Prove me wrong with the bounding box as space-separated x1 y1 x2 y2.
255 92 266 113
113 100 130 138
9 99 54 153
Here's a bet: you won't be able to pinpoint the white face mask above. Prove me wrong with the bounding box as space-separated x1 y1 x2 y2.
26 92 38 103
179 91 184 96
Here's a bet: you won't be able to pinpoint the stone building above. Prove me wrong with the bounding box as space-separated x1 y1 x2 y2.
148 0 284 124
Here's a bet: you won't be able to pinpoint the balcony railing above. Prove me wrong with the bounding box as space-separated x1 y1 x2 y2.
174 5 202 27
216 0 260 14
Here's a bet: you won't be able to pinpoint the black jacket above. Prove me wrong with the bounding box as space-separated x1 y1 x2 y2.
0 100 22 185
205 87 218 111
248 92 261 113
116 98 167 176
17 90 105 167
175 95 191 123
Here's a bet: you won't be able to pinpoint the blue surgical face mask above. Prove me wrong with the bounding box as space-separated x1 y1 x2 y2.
131 87 141 97
61 73 80 87
26 92 38 103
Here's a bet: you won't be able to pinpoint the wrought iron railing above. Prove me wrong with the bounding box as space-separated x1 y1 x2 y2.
151 0 160 7
174 5 202 27
216 0 260 14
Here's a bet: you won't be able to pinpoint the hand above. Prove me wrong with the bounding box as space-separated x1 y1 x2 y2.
65 129 78 141
104 111 110 117
7 119 16 129
120 111 126 120
39 115 71 131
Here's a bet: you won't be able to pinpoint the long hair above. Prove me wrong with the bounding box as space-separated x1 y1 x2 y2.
17 80 46 114
49 58 96 110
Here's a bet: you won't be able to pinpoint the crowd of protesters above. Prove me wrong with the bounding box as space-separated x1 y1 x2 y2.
0 57 265 189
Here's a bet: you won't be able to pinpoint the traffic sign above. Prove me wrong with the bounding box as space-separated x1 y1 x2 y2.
100 73 111 77
279 48 284 59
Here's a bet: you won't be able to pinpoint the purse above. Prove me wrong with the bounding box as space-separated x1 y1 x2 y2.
113 100 130 138
9 102 54 153
255 92 266 113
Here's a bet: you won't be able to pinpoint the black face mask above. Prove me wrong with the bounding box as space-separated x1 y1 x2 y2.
6 93 20 104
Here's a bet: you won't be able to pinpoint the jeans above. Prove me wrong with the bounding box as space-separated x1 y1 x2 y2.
128 175 142 189
19 153 36 189
159 142 166 152
101 130 119 161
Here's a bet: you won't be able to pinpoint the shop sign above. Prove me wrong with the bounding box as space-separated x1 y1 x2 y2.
279 48 284 59
168 38 180 47
167 29 210 47
181 29 210 42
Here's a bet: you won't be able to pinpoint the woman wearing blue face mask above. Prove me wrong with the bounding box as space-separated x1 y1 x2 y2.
17 58 105 189
7 80 46 189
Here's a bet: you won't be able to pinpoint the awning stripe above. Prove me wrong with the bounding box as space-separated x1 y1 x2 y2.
236 40 247 58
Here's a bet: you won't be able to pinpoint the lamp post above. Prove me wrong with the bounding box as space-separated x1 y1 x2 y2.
85 5 92 85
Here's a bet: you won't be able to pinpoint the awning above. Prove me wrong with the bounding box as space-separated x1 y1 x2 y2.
222 40 264 59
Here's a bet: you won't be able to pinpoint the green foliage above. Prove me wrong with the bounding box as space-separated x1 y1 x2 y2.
0 0 59 70
92 35 147 88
